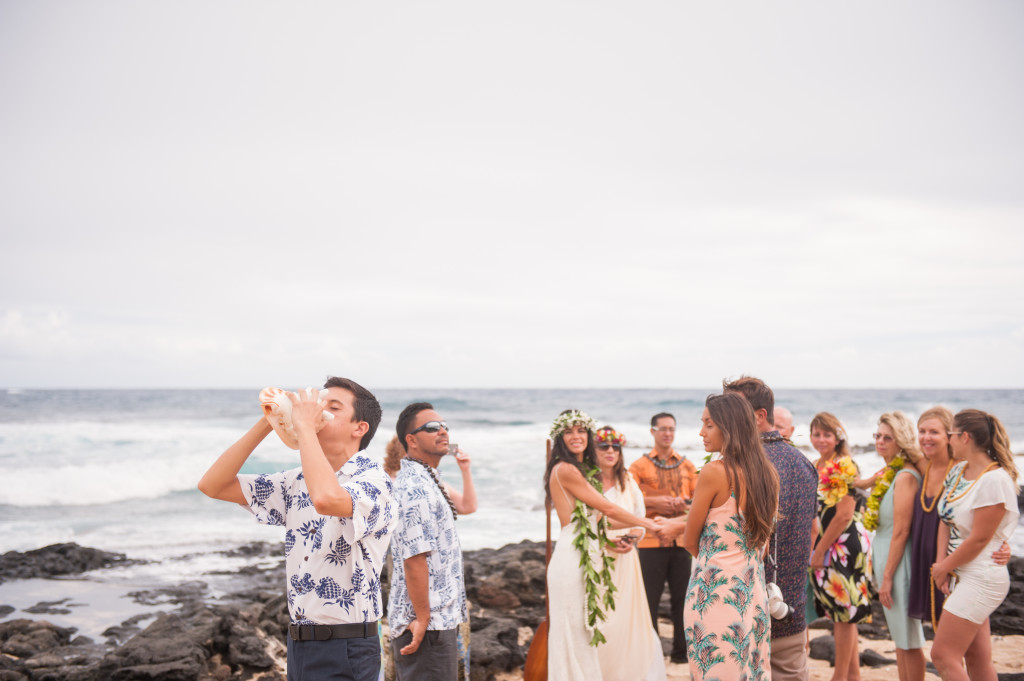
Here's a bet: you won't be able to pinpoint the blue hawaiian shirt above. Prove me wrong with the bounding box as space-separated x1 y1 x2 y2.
386 460 467 637
238 454 395 625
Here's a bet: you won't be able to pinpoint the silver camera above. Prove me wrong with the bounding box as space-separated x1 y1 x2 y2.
766 582 791 620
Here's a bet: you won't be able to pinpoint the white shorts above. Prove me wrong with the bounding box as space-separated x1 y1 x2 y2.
943 563 1010 624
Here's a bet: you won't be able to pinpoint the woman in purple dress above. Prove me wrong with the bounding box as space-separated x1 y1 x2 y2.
909 408 1011 630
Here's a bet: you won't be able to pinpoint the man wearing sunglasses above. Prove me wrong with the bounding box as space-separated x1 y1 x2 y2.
387 402 471 680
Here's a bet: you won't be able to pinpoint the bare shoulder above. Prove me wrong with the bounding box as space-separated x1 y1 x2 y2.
552 461 583 480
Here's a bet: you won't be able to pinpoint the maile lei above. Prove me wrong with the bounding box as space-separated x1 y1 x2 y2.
571 464 617 646
862 454 906 531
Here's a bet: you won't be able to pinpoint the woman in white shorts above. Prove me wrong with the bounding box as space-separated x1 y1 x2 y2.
931 409 1019 681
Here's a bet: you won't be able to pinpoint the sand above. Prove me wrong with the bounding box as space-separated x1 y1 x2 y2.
497 620 1024 680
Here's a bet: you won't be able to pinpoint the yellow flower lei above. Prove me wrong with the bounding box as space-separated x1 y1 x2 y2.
862 454 906 531
817 456 858 508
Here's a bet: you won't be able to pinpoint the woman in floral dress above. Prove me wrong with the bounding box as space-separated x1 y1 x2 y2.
809 412 873 681
661 393 779 681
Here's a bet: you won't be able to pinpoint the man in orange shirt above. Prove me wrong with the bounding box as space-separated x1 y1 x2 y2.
628 412 698 664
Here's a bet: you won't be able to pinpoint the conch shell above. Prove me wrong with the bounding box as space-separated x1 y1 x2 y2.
259 387 335 450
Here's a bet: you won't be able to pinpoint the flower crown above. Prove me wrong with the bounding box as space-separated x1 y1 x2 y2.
550 410 597 439
595 427 626 446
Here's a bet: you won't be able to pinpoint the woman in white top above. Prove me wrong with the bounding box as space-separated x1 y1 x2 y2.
931 409 1020 681
594 426 667 681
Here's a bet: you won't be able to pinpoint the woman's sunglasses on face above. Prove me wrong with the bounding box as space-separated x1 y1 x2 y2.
596 443 622 452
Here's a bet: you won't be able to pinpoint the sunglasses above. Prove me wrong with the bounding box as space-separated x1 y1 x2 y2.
410 421 449 435
596 443 622 452
872 433 894 443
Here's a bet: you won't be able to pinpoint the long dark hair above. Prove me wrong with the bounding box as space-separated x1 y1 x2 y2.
544 409 598 502
706 392 780 550
596 425 627 492
954 409 1019 490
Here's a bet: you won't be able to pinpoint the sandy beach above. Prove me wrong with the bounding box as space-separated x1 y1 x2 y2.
496 619 1024 680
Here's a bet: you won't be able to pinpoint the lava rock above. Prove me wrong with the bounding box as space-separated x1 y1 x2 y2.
808 634 834 663
0 544 137 584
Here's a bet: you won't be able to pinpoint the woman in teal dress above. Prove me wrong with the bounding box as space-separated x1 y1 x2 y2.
867 412 925 681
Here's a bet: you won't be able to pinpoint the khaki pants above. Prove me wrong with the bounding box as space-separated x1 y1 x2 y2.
770 631 810 681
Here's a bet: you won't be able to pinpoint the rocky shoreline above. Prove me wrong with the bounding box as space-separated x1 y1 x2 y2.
1 541 1022 681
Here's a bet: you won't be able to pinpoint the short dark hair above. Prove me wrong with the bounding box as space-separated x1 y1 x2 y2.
324 376 382 451
650 412 675 427
722 375 775 426
396 402 434 452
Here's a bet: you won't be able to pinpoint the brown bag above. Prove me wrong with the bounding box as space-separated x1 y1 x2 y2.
522 439 553 681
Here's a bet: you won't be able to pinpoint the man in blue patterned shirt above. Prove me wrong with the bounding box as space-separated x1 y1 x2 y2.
198 376 396 681
387 402 468 680
724 376 817 681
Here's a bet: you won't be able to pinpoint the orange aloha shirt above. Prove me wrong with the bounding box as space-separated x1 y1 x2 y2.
628 449 698 549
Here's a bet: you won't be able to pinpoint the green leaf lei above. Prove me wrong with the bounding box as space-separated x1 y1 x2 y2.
862 454 905 531
571 464 617 646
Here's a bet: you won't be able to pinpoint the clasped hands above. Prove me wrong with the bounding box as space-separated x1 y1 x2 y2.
651 515 686 544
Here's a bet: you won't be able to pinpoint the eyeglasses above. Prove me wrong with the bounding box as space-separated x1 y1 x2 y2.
651 427 675 433
410 421 449 435
947 431 963 438
596 443 622 452
872 433 894 443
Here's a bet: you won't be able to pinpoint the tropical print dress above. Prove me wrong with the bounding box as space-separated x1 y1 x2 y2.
810 455 873 623
684 494 770 681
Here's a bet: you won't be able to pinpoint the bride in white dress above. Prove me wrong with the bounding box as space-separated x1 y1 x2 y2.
544 411 660 681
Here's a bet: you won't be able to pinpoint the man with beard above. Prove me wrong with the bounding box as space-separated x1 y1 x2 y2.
387 403 469 679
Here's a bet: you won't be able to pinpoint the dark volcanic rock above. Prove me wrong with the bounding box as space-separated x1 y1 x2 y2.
808 634 834 663
0 605 14 618
23 598 74 615
0 544 137 583
861 648 896 667
991 556 1024 636
0 618 75 657
462 541 546 679
98 613 211 681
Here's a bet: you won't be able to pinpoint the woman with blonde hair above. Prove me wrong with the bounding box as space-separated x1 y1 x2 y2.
809 411 872 681
909 407 1011 630
866 411 924 681
931 409 1020 681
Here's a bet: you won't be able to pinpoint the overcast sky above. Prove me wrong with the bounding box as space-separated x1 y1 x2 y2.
2 1 1022 389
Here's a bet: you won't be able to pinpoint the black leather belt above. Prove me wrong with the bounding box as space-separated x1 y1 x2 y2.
288 621 377 641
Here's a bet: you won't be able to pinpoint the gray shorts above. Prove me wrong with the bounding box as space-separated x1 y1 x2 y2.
391 628 458 681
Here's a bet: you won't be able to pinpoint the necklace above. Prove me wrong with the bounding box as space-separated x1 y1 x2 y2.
403 457 458 520
943 461 999 505
760 433 785 444
863 454 905 531
648 453 683 470
919 459 954 513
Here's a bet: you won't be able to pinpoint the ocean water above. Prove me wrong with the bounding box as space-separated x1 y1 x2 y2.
1 387 1022 586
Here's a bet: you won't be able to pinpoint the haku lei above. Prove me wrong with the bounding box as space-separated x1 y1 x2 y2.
817 455 858 508
862 454 905 531
571 465 617 646
550 410 597 439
